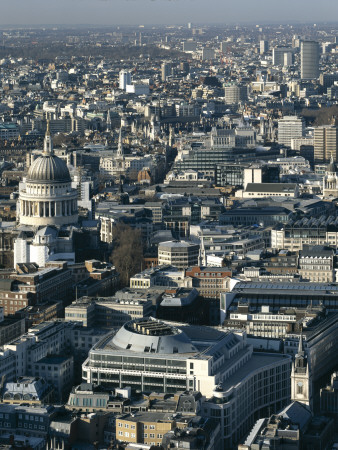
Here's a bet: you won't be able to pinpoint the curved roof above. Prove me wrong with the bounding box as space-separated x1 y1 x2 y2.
111 318 198 354
27 154 71 183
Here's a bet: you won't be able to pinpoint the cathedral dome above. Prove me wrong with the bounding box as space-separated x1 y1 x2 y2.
26 154 71 183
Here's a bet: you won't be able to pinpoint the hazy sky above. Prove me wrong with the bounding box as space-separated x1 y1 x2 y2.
2 0 338 26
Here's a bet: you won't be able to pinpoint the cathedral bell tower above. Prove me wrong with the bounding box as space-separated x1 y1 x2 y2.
291 333 313 410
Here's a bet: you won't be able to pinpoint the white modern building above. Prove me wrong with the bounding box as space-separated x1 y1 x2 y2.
278 116 305 147
82 317 291 449
119 70 132 90
158 241 200 269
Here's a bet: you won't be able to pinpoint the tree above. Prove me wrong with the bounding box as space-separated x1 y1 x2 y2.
110 223 143 287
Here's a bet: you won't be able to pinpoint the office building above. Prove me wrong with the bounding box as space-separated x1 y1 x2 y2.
158 240 199 269
283 51 293 66
65 294 153 328
314 125 338 162
119 70 132 90
156 288 209 325
271 215 338 251
320 72 338 89
272 47 292 66
224 84 248 104
320 372 338 421
185 266 231 299
240 402 334 450
82 318 291 448
0 262 73 316
301 40 320 80
183 40 197 52
259 40 268 55
224 304 325 340
0 403 56 440
161 62 172 82
30 355 74 402
242 182 299 198
211 127 256 148
278 116 305 147
202 47 215 60
298 245 335 282
0 306 25 345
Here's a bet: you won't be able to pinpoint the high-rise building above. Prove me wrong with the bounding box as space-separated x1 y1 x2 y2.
292 34 301 48
314 125 338 162
161 61 172 82
119 70 131 90
283 51 293 67
201 47 215 60
272 46 292 66
224 83 248 104
278 116 305 147
319 72 338 89
259 40 268 54
183 40 197 53
301 40 320 80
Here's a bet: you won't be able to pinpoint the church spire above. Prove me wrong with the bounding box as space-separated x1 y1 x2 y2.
43 120 53 155
297 330 304 356
198 233 206 266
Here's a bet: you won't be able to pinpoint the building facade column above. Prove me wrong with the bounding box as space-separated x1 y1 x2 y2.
43 202 46 217
49 201 51 217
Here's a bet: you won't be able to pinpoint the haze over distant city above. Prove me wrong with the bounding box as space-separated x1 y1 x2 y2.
2 0 338 26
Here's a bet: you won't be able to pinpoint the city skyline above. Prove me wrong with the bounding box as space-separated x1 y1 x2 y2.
2 0 338 26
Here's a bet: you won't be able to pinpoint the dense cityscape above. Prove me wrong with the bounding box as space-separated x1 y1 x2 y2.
1 10 338 450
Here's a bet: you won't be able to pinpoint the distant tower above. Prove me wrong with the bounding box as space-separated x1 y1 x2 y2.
169 125 175 147
260 40 268 55
119 70 131 90
291 333 313 410
161 62 171 82
301 41 320 80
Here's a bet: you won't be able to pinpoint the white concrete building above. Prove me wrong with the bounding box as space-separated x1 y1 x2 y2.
82 317 291 448
158 241 200 269
119 70 132 90
278 116 305 147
